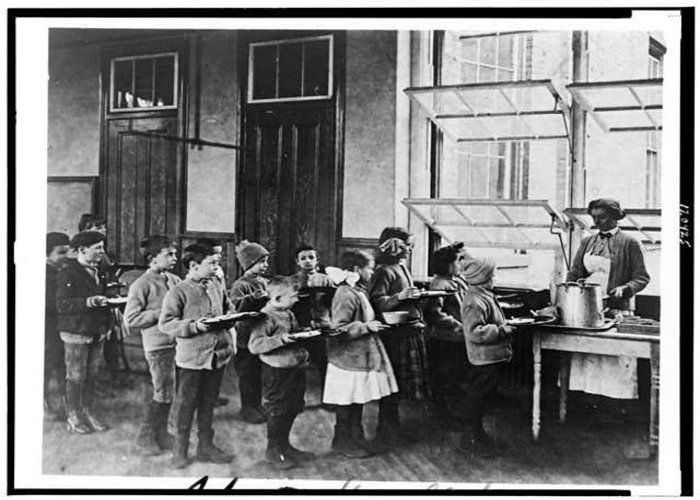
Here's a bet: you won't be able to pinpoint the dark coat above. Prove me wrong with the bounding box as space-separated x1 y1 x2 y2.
424 275 464 342
55 259 110 338
567 230 650 311
45 263 61 337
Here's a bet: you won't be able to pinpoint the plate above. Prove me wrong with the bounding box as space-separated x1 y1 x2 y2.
507 317 536 326
202 311 265 326
106 297 127 306
506 315 557 327
418 290 457 299
288 329 323 340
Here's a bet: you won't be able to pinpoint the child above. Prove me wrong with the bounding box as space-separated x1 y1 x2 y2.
56 231 112 434
324 249 397 458
229 240 270 424
159 244 236 468
124 236 180 455
424 244 468 425
248 276 314 470
45 232 70 420
459 258 514 458
78 213 125 388
369 227 429 445
290 244 335 395
196 237 227 289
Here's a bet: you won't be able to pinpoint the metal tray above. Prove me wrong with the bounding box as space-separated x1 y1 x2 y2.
539 318 618 332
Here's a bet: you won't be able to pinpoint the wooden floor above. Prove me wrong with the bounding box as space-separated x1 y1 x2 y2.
42 339 659 488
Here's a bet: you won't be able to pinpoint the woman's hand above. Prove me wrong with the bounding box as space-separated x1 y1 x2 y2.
397 287 421 301
610 286 628 298
367 320 390 333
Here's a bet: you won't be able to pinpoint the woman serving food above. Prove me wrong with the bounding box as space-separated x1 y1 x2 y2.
566 198 650 400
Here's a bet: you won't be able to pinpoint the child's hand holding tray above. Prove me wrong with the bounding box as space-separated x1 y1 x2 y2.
202 311 265 327
287 329 323 341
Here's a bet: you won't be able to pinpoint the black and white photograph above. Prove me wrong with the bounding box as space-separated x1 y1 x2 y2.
7 7 690 494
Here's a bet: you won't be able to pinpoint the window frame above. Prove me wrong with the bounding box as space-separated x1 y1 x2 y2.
246 34 334 104
109 52 179 114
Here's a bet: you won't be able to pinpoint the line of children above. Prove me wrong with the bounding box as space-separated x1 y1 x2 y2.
49 225 512 466
124 236 180 455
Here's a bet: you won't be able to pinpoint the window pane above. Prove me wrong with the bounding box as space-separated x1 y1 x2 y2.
461 62 478 83
113 60 133 109
480 66 497 82
469 156 489 197
497 68 514 82
480 37 496 65
154 56 175 107
278 42 303 98
462 39 478 62
498 36 514 68
252 44 277 100
134 58 154 108
303 39 330 97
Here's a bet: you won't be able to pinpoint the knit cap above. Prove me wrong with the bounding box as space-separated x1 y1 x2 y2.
70 230 106 249
236 240 270 271
461 258 495 286
47 232 70 251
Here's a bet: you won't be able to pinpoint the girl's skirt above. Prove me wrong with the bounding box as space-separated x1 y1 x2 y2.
322 362 399 405
380 326 432 400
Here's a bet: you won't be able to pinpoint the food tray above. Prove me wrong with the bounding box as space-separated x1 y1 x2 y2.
419 290 457 299
106 297 128 306
506 315 557 327
288 329 323 340
202 311 265 326
539 318 618 332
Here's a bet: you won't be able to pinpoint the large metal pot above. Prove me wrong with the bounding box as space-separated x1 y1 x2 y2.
553 281 605 328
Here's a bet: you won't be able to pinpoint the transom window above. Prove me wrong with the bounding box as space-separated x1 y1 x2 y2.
247 35 333 103
110 53 178 112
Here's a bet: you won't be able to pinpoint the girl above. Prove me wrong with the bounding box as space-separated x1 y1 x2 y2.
460 258 514 458
324 250 398 457
368 227 430 445
424 243 468 424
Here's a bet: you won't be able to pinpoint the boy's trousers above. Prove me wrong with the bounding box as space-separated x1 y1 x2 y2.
175 366 225 441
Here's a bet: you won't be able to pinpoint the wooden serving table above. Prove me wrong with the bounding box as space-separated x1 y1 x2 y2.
531 323 660 456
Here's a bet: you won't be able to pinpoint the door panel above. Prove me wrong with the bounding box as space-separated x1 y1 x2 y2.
106 117 179 265
243 105 336 275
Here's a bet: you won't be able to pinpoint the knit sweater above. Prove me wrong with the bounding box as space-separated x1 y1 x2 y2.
229 274 268 348
248 309 309 369
461 286 512 366
567 230 650 311
424 275 464 342
328 283 388 371
158 278 235 370
124 269 181 352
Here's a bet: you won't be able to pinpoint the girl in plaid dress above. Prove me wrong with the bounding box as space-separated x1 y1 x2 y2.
369 227 431 446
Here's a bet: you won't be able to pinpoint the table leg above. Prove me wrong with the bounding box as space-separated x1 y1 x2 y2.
649 343 660 457
532 332 542 441
559 353 570 424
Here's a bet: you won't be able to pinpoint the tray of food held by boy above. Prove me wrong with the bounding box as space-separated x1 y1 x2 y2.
201 311 266 327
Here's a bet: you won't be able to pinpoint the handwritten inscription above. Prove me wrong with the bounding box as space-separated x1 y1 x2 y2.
188 476 457 490
680 204 691 248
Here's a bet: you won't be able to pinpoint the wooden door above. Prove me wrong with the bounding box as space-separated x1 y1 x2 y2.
104 117 181 265
242 104 337 275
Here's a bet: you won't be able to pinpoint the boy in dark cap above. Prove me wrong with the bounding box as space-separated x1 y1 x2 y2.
228 240 270 424
56 231 112 434
45 232 70 419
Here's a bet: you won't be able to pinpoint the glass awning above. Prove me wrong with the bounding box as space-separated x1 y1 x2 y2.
404 79 570 144
403 198 569 250
566 78 663 133
564 208 661 245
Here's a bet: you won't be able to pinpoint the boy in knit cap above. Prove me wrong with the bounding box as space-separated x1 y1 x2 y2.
459 258 514 458
124 236 180 455
159 243 237 468
56 231 113 434
248 276 314 470
45 232 70 420
228 240 270 424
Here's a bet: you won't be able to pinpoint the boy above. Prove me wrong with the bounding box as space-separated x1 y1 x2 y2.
45 232 70 419
124 236 180 455
289 245 335 396
459 258 514 458
196 237 227 288
229 240 270 424
56 231 112 434
159 244 236 468
249 276 314 470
